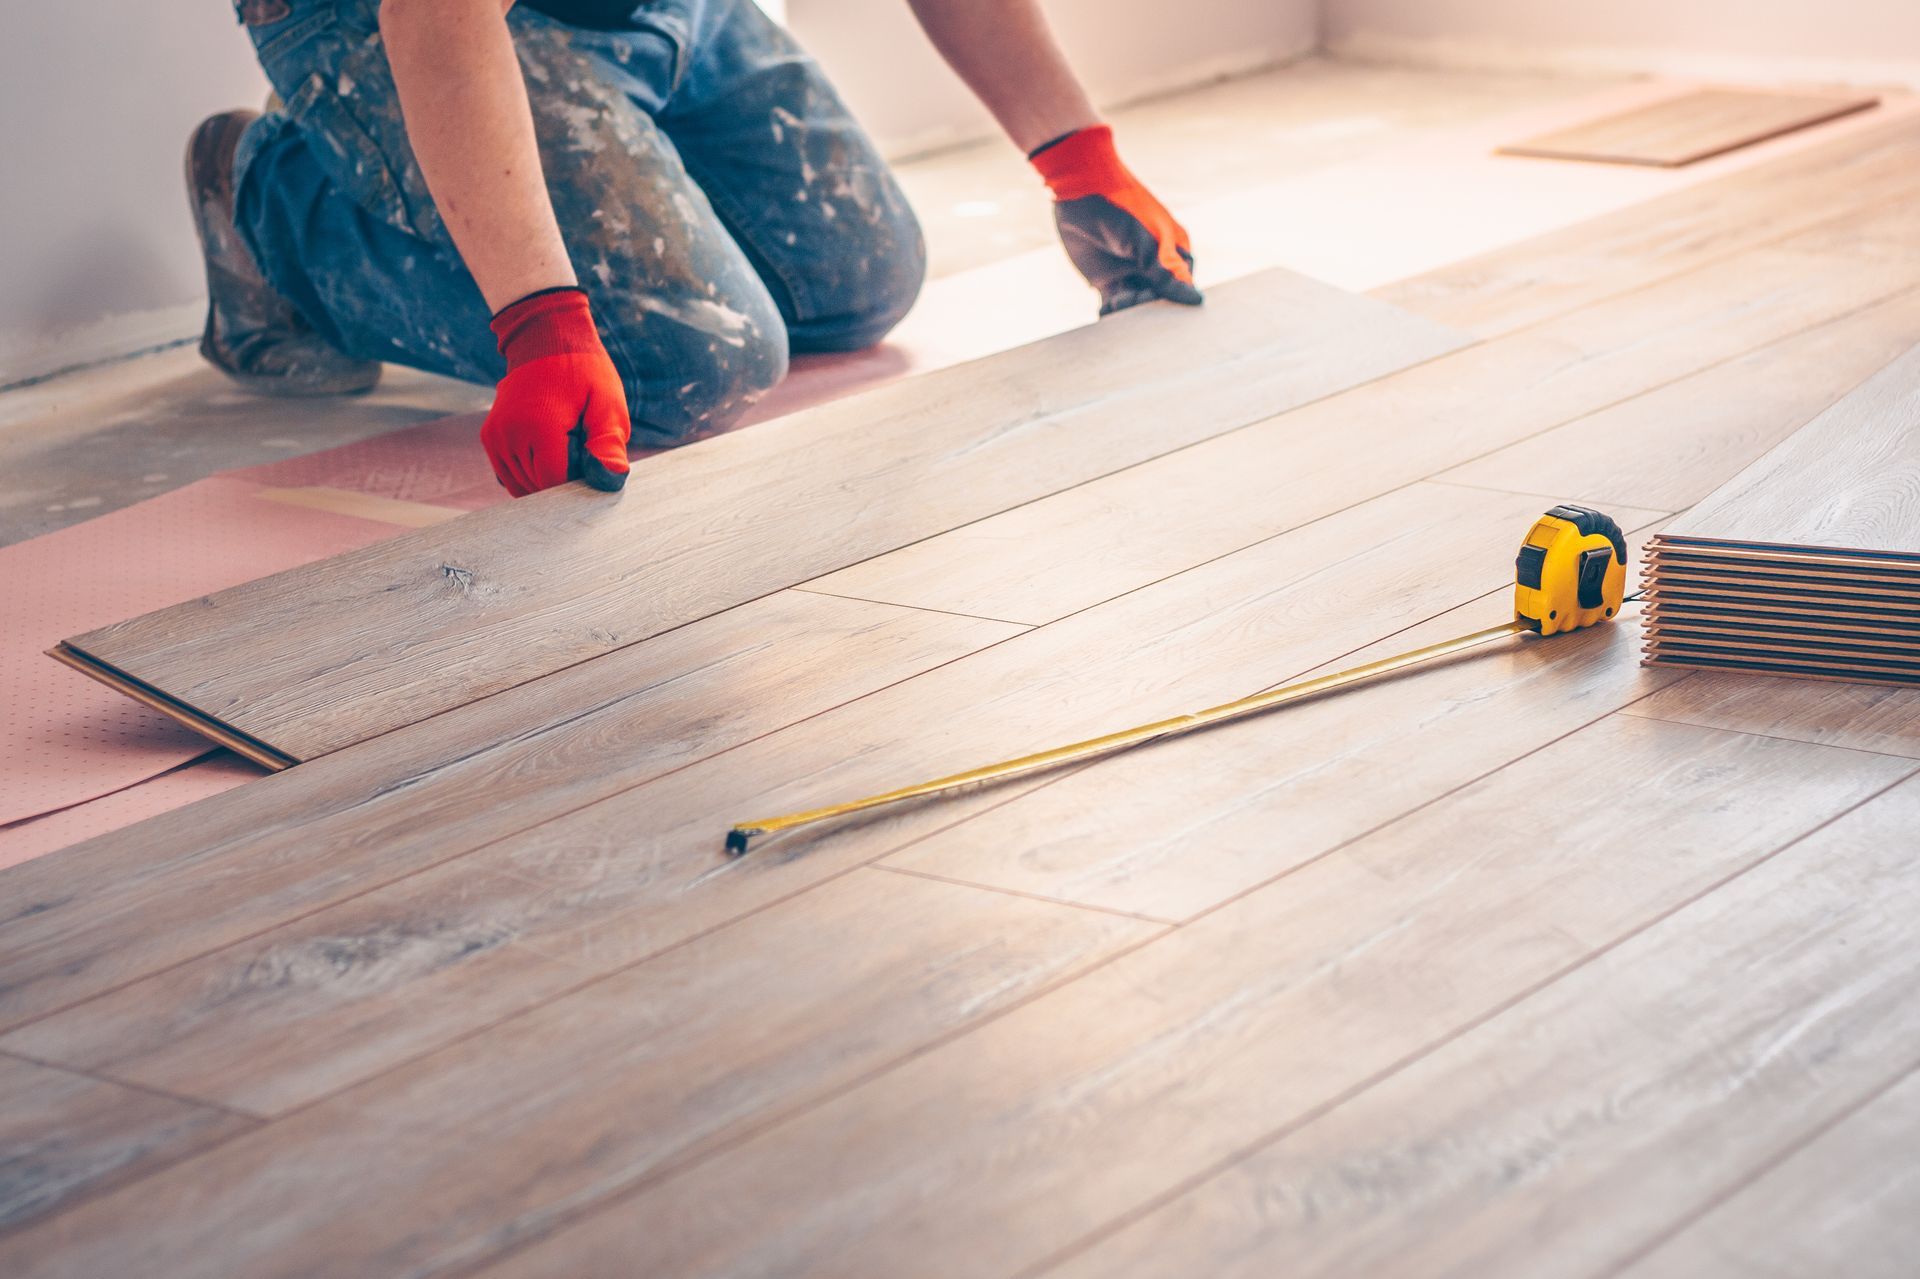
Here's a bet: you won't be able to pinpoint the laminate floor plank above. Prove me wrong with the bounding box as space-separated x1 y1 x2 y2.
4 484 1580 1114
1621 1066 1920 1279
1621 671 1920 758
0 591 1020 1032
0 871 1153 1278
1439 288 1920 510
467 717 1912 1279
1659 342 1920 555
1634 652 1920 688
1646 603 1920 639
1377 112 1920 335
60 271 1464 762
1643 643 1920 682
1497 88 1878 167
1042 773 1920 1279
0 1052 253 1234
806 244 1897 624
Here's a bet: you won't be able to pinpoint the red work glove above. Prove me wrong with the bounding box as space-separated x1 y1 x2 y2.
1030 124 1203 317
482 286 632 497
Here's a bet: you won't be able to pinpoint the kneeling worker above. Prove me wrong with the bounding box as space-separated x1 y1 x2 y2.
193 0 1201 495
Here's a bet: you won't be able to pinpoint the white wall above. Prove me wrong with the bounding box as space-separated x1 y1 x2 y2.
1327 1 1920 87
789 0 1319 157
1 6 271 384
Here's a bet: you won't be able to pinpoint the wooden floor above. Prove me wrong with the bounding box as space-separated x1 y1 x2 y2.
8 71 1920 1279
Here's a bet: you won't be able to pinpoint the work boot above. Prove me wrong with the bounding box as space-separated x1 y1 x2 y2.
186 109 382 396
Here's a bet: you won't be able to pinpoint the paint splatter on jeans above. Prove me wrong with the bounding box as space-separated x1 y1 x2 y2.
230 0 926 447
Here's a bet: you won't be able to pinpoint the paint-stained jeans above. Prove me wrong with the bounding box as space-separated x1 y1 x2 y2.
231 0 926 446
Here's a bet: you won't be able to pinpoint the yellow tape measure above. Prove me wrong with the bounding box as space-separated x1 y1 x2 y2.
1514 504 1628 635
727 504 1629 855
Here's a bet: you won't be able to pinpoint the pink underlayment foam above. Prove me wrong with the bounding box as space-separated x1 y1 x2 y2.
5 81 1910 863
0 477 411 828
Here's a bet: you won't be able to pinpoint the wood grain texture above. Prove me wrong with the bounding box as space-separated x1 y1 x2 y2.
1660 342 1920 555
1498 88 1878 167
5 484 1569 1114
62 271 1464 761
1046 772 1920 1279
1439 286 1920 510
886 581 1669 920
1623 1066 1920 1279
473 717 1912 1279
806 243 1895 624
1645 603 1920 638
1379 113 1920 335
0 590 1018 1032
0 1052 251 1234
0 872 1152 1278
1622 669 1920 758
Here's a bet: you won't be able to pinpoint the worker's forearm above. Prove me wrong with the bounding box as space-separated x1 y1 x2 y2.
904 0 1098 153
379 0 574 311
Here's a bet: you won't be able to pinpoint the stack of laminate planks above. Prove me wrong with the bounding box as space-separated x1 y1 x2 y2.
1644 343 1920 685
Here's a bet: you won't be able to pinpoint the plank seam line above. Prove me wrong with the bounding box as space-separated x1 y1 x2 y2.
786 586 1035 628
869 863 1181 925
1013 758 1920 1279
0 1046 265 1122
1590 1051 1920 1278
1609 708 1920 761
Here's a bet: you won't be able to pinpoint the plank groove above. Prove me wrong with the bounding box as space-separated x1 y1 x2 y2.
0 1052 252 1234
1621 1064 1920 1279
60 271 1464 762
1621 671 1920 758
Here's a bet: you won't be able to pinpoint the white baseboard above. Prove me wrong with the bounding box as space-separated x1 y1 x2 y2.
1329 30 1920 91
0 301 204 391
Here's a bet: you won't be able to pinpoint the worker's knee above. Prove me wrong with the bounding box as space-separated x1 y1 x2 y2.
784 210 928 354
603 289 790 449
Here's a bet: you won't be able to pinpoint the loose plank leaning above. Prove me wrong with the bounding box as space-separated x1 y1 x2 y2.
0 591 1018 1032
